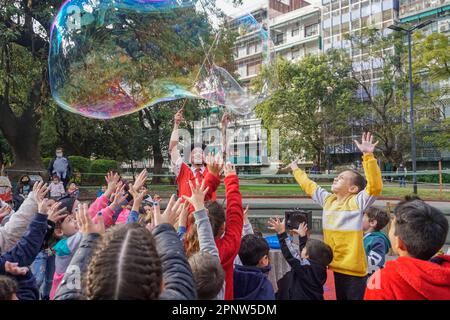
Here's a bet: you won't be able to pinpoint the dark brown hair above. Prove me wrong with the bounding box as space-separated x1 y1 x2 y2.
343 169 367 193
205 201 225 237
86 223 162 300
365 207 390 231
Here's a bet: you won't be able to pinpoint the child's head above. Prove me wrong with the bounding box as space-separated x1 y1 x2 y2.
52 175 60 183
55 214 79 238
331 170 366 196
20 175 30 185
238 234 270 268
68 183 77 192
301 239 333 267
390 199 449 260
363 207 390 232
205 201 225 238
0 276 18 300
86 223 162 299
189 252 225 300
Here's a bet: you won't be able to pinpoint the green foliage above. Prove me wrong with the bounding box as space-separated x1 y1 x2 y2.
42 157 53 169
90 159 119 174
68 156 91 173
255 51 361 167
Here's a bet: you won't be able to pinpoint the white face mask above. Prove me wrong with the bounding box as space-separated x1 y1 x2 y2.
56 152 63 157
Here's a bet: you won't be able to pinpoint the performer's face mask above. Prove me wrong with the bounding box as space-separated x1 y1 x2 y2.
191 147 204 165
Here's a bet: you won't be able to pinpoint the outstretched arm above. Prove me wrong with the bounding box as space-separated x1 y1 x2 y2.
290 161 330 207
169 109 184 177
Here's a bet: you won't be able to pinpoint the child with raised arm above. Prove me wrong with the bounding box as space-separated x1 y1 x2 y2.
268 218 333 300
183 179 225 300
289 132 383 300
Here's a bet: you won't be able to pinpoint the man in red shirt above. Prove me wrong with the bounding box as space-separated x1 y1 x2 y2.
168 108 230 207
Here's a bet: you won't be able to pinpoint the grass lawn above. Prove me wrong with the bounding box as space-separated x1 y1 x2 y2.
81 184 449 201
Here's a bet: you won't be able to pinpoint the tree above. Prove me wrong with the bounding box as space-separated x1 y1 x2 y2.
0 0 241 175
255 50 362 168
345 27 411 165
0 0 56 172
413 32 450 152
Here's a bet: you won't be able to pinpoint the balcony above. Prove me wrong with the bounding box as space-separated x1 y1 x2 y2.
399 0 450 20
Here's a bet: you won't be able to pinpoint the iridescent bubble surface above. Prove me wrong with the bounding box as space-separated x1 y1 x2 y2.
49 1 274 118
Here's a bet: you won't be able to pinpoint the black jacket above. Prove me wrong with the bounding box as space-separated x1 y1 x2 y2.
55 224 197 300
276 232 327 300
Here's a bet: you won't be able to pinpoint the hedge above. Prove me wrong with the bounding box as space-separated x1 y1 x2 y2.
68 156 91 173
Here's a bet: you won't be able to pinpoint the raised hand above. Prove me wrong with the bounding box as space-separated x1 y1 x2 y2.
354 132 379 154
154 195 182 227
131 169 148 196
174 108 184 127
33 181 49 204
0 205 12 219
132 188 148 213
47 202 68 223
4 261 28 276
76 203 105 235
104 171 121 199
182 179 209 211
206 152 224 177
223 162 236 177
267 217 286 235
292 222 308 238
221 112 231 129
177 201 190 228
110 182 127 208
243 204 250 224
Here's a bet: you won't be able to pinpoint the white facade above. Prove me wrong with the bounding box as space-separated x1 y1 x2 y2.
270 6 322 62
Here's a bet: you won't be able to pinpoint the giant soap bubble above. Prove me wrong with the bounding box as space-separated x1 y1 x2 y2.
49 0 274 119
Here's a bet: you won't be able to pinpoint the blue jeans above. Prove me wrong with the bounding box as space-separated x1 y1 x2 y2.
31 250 56 300
399 177 406 187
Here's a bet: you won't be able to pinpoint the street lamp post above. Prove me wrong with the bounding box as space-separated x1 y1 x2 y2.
388 20 433 195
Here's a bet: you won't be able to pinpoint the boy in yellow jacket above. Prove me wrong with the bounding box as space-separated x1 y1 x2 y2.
289 132 383 300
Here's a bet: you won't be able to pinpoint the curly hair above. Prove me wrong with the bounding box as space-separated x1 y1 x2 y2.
86 223 162 300
0 276 17 300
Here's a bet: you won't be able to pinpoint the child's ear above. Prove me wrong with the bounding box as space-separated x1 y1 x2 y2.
349 185 359 194
55 229 64 238
397 237 409 255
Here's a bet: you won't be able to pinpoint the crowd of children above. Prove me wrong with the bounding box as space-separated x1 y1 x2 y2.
0 129 449 301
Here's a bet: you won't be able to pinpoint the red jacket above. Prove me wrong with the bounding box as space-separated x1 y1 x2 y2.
176 163 219 204
215 174 244 300
364 255 450 300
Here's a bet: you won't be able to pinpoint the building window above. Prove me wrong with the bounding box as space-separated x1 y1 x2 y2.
342 22 350 33
361 16 369 28
292 25 299 37
323 27 331 37
332 24 340 36
305 24 318 37
332 1 339 11
292 47 301 59
275 33 284 45
247 62 261 76
382 9 391 21
352 19 361 30
342 0 349 7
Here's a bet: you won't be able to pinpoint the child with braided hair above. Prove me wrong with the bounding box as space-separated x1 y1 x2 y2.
55 197 197 300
